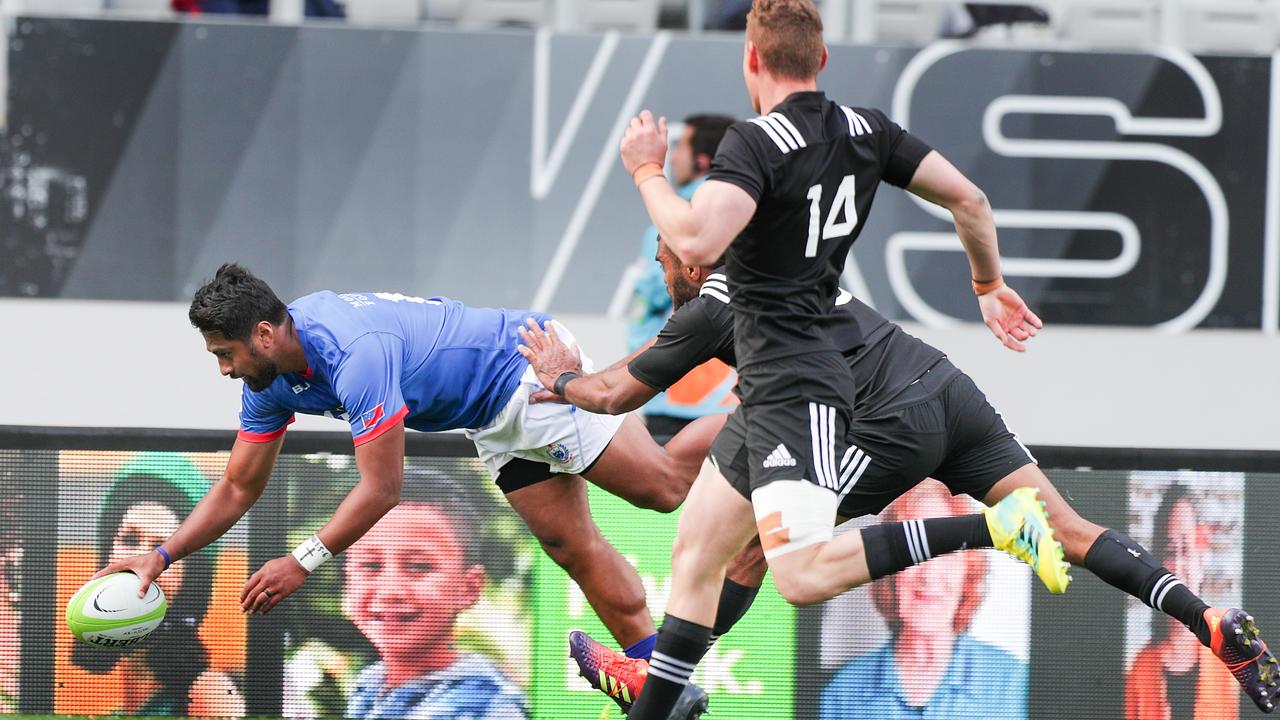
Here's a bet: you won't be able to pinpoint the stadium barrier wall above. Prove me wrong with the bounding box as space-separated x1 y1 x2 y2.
0 425 1276 719
3 300 1278 452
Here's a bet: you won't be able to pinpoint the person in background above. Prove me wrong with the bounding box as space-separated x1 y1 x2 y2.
1125 484 1238 720
72 453 244 717
629 114 737 444
0 472 18 713
707 0 752 30
820 481 1026 720
343 473 527 719
170 0 342 18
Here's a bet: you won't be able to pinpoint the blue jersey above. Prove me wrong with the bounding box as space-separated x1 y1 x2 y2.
237 291 548 446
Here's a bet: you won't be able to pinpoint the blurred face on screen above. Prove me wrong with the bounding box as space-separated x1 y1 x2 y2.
1161 498 1204 594
345 503 484 672
0 500 17 708
110 501 185 598
895 490 965 640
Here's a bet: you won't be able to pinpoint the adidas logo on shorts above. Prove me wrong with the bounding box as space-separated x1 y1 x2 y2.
763 444 798 468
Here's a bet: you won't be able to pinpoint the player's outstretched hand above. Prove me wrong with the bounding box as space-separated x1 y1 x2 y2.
620 109 669 177
241 555 308 615
978 284 1043 352
517 318 584 400
91 551 168 598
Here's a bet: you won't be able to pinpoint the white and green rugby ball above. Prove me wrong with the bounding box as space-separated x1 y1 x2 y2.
66 572 167 647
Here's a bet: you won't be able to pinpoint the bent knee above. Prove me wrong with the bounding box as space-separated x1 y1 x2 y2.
647 487 685 513
670 540 728 587
535 529 600 569
771 572 824 607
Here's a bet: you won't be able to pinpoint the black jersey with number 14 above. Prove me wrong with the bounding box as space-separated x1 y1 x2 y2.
706 91 932 371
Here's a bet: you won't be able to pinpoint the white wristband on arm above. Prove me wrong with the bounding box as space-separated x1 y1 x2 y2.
292 534 333 573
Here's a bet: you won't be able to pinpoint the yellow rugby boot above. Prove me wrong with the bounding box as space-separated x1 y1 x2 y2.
984 487 1071 594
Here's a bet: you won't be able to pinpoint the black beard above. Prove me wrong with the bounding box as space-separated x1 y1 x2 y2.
242 364 280 392
672 285 697 310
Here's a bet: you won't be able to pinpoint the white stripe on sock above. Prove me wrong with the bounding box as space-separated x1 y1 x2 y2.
646 664 691 684
903 522 923 565
1155 578 1184 612
913 519 932 561
1148 573 1173 608
651 651 697 673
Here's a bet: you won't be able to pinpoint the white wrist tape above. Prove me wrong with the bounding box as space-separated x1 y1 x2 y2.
292 534 333 573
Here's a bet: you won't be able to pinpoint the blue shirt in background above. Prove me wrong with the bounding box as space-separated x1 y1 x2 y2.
819 635 1027 720
346 655 528 720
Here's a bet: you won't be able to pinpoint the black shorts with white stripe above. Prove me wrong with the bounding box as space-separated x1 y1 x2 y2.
714 359 1036 517
713 353 859 496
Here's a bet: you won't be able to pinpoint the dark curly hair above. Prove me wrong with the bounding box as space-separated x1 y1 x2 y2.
188 263 288 341
684 114 736 171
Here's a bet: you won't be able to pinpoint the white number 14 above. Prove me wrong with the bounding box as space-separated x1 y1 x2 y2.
805 174 858 257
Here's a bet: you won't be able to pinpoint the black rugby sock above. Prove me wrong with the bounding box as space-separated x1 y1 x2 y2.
629 614 712 720
1084 529 1211 646
861 515 993 580
708 579 761 647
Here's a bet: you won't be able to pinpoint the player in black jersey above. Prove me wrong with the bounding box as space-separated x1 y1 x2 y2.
615 1 1051 716
605 0 1277 716
521 240 1280 716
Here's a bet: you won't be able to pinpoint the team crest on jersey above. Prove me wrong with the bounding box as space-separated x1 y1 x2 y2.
358 404 385 431
546 441 574 465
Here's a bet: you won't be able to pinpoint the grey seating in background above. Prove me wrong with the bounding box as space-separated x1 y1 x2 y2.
6 0 104 14
1060 0 1161 48
105 0 172 16
821 0 948 45
459 0 552 28
1178 0 1279 55
560 0 661 32
422 0 462 22
345 0 420 24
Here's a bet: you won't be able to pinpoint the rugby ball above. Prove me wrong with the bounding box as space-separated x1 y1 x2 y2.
65 572 167 647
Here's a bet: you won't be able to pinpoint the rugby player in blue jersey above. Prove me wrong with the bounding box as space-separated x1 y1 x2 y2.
91 263 726 681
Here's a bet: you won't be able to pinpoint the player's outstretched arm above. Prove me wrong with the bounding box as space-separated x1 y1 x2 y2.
906 150 1043 352
620 110 756 267
517 320 660 415
92 435 283 596
242 422 405 615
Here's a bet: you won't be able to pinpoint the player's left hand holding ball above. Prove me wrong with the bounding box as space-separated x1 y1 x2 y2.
240 555 309 615
90 548 168 597
620 109 669 177
67 571 167 647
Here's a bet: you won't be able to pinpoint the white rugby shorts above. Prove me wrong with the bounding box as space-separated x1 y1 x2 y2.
465 319 626 479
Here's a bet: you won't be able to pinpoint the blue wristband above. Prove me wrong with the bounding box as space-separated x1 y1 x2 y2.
155 546 172 569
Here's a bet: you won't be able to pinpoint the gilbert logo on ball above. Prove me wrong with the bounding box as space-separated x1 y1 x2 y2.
66 572 167 647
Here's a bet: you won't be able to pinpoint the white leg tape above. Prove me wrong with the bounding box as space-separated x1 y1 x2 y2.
751 480 838 559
